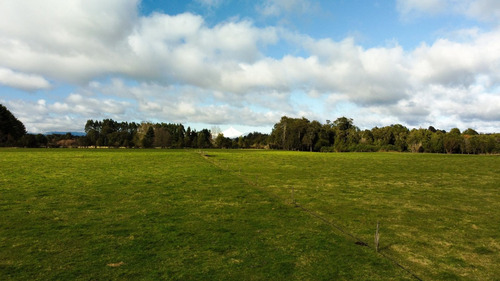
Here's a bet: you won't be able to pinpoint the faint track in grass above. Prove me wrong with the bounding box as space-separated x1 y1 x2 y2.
198 151 423 281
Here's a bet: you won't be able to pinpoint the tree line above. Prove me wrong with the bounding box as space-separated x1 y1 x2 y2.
82 119 213 148
79 119 268 149
1 104 499 153
268 116 500 154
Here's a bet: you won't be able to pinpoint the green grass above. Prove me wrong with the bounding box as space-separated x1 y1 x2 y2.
1 149 498 280
207 150 500 280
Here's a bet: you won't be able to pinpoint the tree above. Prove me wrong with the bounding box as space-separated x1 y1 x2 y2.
243 132 269 148
462 128 480 154
391 124 409 151
20 134 37 148
333 117 357 152
142 126 155 148
303 120 321 152
429 131 445 153
360 130 374 145
84 120 100 147
154 126 171 148
36 134 48 148
196 129 212 148
462 128 478 136
215 133 225 148
315 123 334 151
372 125 409 151
444 128 463 154
0 104 26 146
237 136 245 148
407 128 427 153
184 127 193 147
269 116 311 150
170 123 185 148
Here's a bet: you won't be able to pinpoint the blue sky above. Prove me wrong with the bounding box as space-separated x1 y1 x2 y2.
1 0 500 134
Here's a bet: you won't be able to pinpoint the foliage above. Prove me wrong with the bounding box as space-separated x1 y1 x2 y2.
141 126 154 148
80 119 269 149
269 116 311 150
0 104 26 146
269 116 499 154
241 132 269 149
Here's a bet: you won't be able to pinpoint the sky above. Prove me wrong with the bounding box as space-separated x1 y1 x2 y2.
1 0 500 134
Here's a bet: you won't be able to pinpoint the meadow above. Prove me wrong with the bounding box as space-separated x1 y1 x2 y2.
0 149 498 280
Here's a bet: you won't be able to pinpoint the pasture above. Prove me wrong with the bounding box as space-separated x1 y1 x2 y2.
0 149 498 280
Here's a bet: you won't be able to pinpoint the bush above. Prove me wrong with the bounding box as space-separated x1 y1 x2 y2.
348 144 379 152
320 146 335 152
379 144 400 152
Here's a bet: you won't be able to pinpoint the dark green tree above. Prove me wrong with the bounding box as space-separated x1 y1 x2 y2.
360 130 374 145
315 123 334 151
196 129 212 148
84 120 100 147
429 131 445 153
444 128 463 154
270 116 311 150
36 134 48 148
214 133 225 148
303 120 321 152
407 128 428 153
0 104 26 146
20 134 37 148
462 128 478 136
333 117 357 152
142 126 155 148
154 126 171 148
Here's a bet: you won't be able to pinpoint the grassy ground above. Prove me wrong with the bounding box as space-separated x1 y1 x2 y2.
207 150 500 280
0 149 412 280
0 149 498 280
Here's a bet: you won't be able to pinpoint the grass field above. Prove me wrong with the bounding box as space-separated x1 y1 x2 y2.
0 149 498 280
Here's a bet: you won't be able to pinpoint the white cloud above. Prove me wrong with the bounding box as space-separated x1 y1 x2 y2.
0 0 138 50
0 67 50 90
397 0 500 22
409 28 500 86
4 99 75 133
396 0 446 17
0 0 139 83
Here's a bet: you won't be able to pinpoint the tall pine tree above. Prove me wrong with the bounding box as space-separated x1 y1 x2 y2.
0 104 26 146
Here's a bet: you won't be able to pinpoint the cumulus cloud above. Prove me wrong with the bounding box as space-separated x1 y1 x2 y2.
80 80 287 128
4 99 78 133
0 1 277 86
127 12 278 86
0 0 139 83
0 67 51 90
4 92 133 133
409 28 500 86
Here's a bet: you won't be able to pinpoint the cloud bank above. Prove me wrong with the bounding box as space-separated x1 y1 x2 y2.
0 0 499 133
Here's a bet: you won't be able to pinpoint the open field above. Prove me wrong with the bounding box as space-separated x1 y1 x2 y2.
1 149 498 280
